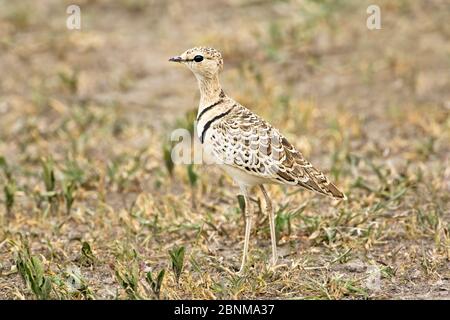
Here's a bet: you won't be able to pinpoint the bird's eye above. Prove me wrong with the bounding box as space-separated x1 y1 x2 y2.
193 55 204 62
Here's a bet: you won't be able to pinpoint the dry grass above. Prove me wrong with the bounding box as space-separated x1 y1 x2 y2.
0 0 449 299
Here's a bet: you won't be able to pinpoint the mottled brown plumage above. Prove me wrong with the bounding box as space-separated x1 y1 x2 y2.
170 47 345 273
208 104 346 199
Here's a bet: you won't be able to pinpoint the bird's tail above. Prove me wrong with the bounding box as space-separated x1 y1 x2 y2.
324 181 347 200
298 166 347 200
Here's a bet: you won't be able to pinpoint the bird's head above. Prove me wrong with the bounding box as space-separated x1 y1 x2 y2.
169 47 223 79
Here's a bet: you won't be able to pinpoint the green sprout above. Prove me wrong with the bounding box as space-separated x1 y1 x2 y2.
62 179 77 214
16 245 53 300
146 269 166 299
168 246 185 285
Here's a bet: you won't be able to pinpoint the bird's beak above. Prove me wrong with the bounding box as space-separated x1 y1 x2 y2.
169 56 183 63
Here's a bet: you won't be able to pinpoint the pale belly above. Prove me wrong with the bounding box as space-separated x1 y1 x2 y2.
221 164 270 187
201 140 271 187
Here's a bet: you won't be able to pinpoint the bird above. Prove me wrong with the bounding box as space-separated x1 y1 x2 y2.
169 47 346 273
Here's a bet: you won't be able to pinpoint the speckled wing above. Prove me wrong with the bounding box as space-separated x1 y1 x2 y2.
208 105 345 199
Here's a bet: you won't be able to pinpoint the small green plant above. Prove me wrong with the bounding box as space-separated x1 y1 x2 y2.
145 269 165 299
187 164 198 208
162 143 174 177
15 245 53 299
237 194 246 216
115 263 141 299
62 179 77 214
0 156 16 216
58 69 78 94
0 156 10 177
80 241 97 266
107 159 120 184
62 160 85 186
274 204 290 241
187 164 198 187
275 203 307 242
168 245 185 285
4 181 16 217
42 157 55 192
41 157 57 206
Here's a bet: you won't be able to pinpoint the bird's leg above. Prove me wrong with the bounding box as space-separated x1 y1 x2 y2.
260 185 277 266
238 185 252 274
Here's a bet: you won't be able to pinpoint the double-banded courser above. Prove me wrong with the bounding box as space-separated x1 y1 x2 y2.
170 47 345 273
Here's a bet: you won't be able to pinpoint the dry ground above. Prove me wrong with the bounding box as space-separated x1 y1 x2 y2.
0 0 449 299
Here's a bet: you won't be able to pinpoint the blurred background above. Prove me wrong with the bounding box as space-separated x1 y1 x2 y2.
0 0 449 299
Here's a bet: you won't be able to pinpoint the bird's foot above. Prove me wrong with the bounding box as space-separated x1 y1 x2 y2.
236 263 246 276
266 257 279 272
270 255 278 267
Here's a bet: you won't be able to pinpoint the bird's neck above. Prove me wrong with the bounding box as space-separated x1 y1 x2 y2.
196 74 223 110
